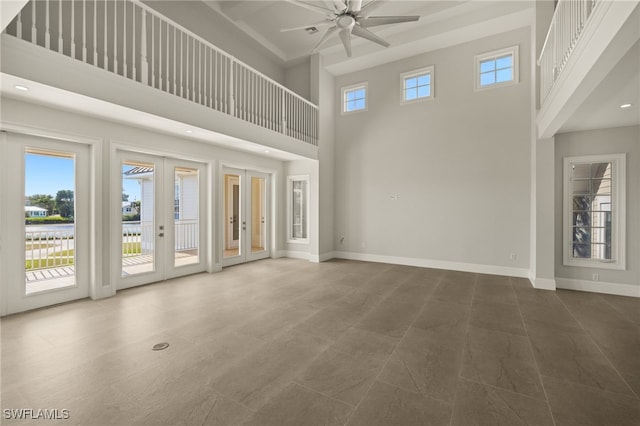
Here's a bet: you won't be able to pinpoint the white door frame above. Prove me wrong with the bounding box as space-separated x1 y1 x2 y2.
114 150 207 290
2 133 92 315
221 167 271 267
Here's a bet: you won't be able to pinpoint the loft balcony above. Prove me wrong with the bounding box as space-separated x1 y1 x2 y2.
2 0 319 157
536 0 639 138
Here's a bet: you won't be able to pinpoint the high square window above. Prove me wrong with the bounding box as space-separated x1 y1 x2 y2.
401 66 434 104
342 82 367 114
475 46 519 90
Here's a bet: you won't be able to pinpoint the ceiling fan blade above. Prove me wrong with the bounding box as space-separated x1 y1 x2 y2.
332 0 347 12
352 24 389 47
312 26 339 51
280 20 333 32
359 15 420 28
360 0 383 17
338 28 353 57
347 0 363 13
285 0 335 16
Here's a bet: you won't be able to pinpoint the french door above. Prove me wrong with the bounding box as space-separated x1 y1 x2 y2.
222 167 270 267
116 151 206 289
3 133 90 314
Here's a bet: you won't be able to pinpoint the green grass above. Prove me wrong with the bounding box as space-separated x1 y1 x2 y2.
122 242 141 255
26 249 74 270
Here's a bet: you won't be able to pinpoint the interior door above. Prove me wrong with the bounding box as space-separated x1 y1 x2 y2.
4 133 90 314
117 151 206 289
222 168 270 267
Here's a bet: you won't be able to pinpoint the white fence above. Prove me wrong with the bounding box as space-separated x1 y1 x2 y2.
4 0 319 146
25 229 74 271
537 0 601 104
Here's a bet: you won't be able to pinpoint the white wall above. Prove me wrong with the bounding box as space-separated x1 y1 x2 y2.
555 125 639 290
284 59 311 102
143 1 285 84
333 28 532 275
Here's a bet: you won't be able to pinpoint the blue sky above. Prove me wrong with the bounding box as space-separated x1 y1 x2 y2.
25 154 74 197
24 154 141 200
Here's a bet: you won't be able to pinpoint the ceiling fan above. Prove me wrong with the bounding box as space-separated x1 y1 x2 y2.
281 0 420 57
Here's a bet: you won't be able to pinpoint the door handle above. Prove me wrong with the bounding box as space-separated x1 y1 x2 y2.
158 233 164 237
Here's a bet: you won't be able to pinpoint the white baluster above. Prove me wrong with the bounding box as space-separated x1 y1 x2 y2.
31 1 36 43
122 0 126 75
192 38 196 101
57 0 62 52
166 22 169 92
93 0 97 65
173 27 177 94
113 0 117 73
132 4 136 80
16 10 22 40
82 0 87 62
281 90 286 135
228 59 236 116
180 31 184 98
104 0 108 70
199 43 203 104
45 0 50 49
159 21 163 91
151 16 154 87
140 8 148 84
71 0 75 58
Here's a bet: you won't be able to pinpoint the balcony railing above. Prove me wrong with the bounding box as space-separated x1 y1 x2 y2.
4 0 318 146
537 0 601 105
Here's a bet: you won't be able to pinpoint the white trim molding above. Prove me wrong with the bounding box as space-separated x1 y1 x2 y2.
332 251 529 278
556 277 640 298
528 272 557 291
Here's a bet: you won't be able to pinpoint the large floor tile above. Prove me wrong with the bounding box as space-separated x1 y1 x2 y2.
542 375 640 426
528 325 634 396
346 381 452 426
295 348 382 406
354 300 423 338
242 383 352 426
412 299 470 334
469 301 526 336
450 379 554 426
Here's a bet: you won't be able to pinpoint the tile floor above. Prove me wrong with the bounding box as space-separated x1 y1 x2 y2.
1 258 639 426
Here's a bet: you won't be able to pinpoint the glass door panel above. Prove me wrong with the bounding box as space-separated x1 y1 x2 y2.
121 161 156 277
251 176 266 253
223 172 242 259
173 166 200 267
24 150 77 294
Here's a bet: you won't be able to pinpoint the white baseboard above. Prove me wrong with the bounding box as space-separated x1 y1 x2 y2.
281 250 311 261
527 272 556 290
331 251 529 278
556 278 640 298
308 252 335 263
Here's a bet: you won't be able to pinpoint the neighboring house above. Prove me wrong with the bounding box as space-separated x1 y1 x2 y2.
121 201 138 215
24 206 47 217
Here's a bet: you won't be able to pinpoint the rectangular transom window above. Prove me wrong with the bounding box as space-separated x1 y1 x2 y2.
563 154 626 270
287 175 309 243
342 82 367 114
401 66 434 104
475 46 518 90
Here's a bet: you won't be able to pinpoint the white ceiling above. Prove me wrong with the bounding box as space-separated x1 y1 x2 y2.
559 40 640 133
205 0 534 74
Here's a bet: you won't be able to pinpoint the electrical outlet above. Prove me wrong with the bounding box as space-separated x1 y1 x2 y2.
509 253 517 261
390 195 398 201
592 273 599 281
339 236 345 244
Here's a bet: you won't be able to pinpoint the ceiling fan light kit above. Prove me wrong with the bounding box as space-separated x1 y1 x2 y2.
282 0 420 57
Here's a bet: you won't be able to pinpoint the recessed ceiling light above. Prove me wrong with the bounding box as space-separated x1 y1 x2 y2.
620 103 633 109
15 85 29 91
185 129 193 133
264 150 270 153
